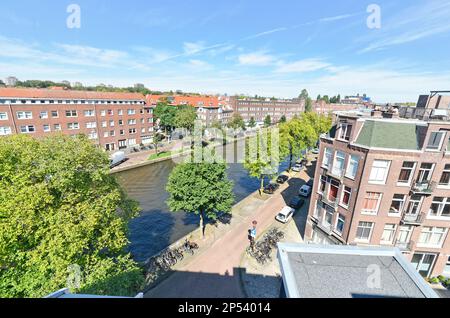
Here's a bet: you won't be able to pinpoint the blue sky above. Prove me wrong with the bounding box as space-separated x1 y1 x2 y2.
1 0 450 102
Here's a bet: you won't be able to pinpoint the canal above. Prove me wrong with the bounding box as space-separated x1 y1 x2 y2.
116 139 290 262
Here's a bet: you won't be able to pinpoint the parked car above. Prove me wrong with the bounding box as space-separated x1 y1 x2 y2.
299 185 312 197
109 151 127 168
276 206 296 224
263 182 280 194
307 178 314 187
312 148 320 154
292 163 303 172
276 175 289 184
288 197 305 209
296 158 308 166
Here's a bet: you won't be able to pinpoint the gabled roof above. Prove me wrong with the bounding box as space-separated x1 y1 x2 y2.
0 88 145 100
355 120 424 150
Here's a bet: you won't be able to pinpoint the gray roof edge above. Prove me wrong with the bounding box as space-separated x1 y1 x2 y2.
277 243 440 299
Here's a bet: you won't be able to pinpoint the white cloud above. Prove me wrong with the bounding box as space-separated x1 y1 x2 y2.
238 52 277 66
275 58 331 73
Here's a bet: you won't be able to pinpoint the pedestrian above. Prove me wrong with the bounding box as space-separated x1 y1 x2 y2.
248 221 257 250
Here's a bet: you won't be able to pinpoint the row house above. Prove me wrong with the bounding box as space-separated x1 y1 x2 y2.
0 88 154 151
229 97 305 123
306 106 450 278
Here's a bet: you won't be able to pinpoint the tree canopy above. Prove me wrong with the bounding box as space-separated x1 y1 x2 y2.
166 163 234 237
264 115 272 127
174 106 197 132
153 102 178 133
227 113 246 131
0 134 144 298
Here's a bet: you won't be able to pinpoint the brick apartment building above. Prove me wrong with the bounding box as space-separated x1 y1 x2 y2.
313 100 371 115
306 99 450 278
229 96 305 124
0 87 154 151
146 94 233 126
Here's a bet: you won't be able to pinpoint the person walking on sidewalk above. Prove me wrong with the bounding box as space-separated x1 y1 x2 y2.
248 221 257 251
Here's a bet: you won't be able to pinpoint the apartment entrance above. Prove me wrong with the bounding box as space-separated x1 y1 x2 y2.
105 143 115 151
411 253 437 277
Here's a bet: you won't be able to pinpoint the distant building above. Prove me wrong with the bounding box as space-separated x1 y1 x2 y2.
229 96 305 123
278 243 439 298
306 97 450 278
5 76 18 87
0 88 154 151
313 100 371 115
341 94 372 105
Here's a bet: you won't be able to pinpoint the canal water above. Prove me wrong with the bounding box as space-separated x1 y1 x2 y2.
116 140 290 262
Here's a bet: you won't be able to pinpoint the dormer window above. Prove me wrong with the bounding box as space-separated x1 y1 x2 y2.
339 123 352 141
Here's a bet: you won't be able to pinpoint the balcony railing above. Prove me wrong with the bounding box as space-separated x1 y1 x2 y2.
411 181 436 195
395 240 415 252
318 194 339 210
398 107 450 121
401 212 425 226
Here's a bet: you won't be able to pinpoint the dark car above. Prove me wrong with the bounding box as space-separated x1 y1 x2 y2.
276 175 289 184
307 178 314 187
288 197 305 209
263 183 280 194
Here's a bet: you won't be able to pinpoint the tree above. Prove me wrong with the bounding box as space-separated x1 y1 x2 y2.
0 134 144 298
299 89 309 100
0 80 5 87
316 94 322 102
152 132 164 156
264 115 272 128
322 95 330 104
301 112 333 149
228 113 246 131
305 97 313 113
244 130 279 196
279 119 315 171
248 117 256 128
153 102 178 135
166 163 234 238
174 106 197 132
279 115 287 123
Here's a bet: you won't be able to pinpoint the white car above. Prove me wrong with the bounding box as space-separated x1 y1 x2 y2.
292 163 303 172
275 206 296 224
299 185 312 197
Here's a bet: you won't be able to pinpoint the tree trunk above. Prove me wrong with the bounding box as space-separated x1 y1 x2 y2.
200 209 206 238
259 177 264 196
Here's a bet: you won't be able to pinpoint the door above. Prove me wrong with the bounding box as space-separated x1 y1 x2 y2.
417 163 434 183
406 195 422 218
411 253 437 277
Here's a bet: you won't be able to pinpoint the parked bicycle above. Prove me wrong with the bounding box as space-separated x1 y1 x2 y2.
184 239 199 255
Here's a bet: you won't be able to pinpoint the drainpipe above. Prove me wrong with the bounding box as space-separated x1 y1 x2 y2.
8 103 18 134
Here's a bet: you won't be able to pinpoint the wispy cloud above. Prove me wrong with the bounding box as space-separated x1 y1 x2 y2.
275 58 331 73
359 1 450 53
238 52 277 66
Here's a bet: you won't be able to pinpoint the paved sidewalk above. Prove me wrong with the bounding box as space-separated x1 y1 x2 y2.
144 167 311 298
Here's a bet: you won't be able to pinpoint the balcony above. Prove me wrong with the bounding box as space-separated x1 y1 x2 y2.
318 194 339 210
315 219 333 235
324 168 345 181
400 212 425 226
395 240 415 252
411 181 435 195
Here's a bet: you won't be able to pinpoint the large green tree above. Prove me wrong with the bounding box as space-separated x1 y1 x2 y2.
0 134 144 298
153 102 178 135
248 117 256 128
174 106 197 132
227 113 246 131
166 163 234 238
264 115 272 128
244 130 279 196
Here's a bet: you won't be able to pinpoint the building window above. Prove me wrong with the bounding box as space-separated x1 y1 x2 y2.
129 128 136 134
67 123 79 130
0 126 12 135
429 197 450 218
17 111 33 119
328 180 340 203
323 148 332 168
110 130 115 137
381 224 397 244
356 221 374 241
128 119 136 125
54 124 61 131
389 194 406 215
108 109 113 116
109 120 115 127
345 155 359 179
406 195 423 215
444 257 450 276
417 163 434 183
397 225 413 244
418 227 447 247
84 110 95 117
339 123 352 141
118 109 123 116
0 112 8 120
65 110 77 117
398 161 416 184
100 110 106 116
439 164 450 187
20 125 35 133
88 132 98 140
119 119 124 126
369 160 390 184
101 121 107 128
86 122 97 129
426 132 446 151
332 151 346 177
103 132 109 138
40 111 48 119
362 192 382 214
128 138 137 146
128 109 136 115
51 111 59 118
340 186 351 208
120 129 125 136
336 215 345 234
318 176 327 194
43 124 51 132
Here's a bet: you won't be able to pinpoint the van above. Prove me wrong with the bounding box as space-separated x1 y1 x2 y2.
110 151 127 168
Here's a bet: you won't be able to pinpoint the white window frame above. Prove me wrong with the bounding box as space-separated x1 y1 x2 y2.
340 186 352 209
84 110 95 117
17 111 33 120
389 194 406 216
361 192 383 215
380 224 397 245
397 161 416 186
417 227 448 248
54 124 61 131
369 160 391 184
20 125 35 133
355 221 374 242
345 154 359 180
65 110 78 118
426 131 446 151
0 126 12 135
335 214 346 235
40 111 48 119
332 151 346 177
438 164 450 188
0 112 8 120
43 124 51 133
67 122 80 130
428 197 450 219
86 122 97 129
